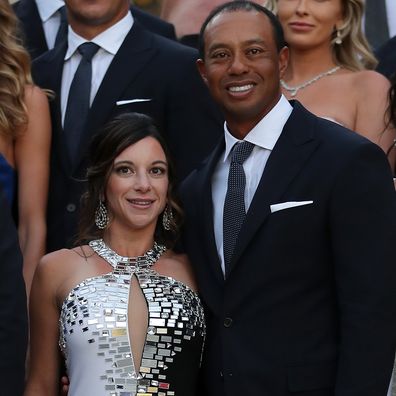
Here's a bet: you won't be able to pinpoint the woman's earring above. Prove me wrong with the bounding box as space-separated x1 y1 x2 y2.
335 29 342 45
162 205 174 231
95 200 109 229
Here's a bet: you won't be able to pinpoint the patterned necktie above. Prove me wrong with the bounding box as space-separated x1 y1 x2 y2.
54 6 68 47
63 42 100 164
365 0 389 50
223 141 255 274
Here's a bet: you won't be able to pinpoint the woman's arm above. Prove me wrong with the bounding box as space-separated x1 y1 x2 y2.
15 85 51 296
24 254 61 396
355 70 396 167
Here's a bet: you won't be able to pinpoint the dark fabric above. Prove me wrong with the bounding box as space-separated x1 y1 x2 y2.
180 101 396 396
223 141 254 273
0 187 27 396
365 0 390 50
0 153 16 205
32 22 223 252
179 34 199 49
13 0 176 59
54 6 67 47
63 42 99 164
376 35 396 80
131 6 176 40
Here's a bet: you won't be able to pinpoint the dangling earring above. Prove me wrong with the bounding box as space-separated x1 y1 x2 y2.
335 29 342 45
95 200 109 229
162 205 174 231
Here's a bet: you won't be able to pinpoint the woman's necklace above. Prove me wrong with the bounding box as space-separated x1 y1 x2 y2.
280 66 340 98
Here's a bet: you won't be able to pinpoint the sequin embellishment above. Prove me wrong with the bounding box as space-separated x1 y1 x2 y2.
59 239 205 396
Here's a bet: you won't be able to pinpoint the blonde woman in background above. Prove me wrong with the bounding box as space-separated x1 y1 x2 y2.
0 0 50 296
264 0 396 166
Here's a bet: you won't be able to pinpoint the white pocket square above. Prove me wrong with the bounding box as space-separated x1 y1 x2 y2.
270 200 313 213
116 99 152 105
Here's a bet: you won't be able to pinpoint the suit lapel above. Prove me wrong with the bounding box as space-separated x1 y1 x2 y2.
37 43 71 172
229 102 321 272
16 0 48 58
73 23 158 171
196 139 226 285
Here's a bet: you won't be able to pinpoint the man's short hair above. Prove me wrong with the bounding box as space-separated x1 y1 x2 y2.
198 0 285 59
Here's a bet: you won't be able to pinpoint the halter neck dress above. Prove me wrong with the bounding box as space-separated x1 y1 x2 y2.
59 239 205 396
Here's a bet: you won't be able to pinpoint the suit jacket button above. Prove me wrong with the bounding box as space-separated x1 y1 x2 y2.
66 203 76 213
224 317 233 328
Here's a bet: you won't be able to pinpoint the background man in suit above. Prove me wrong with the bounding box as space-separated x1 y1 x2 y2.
180 2 396 395
13 0 176 59
32 0 222 252
0 187 28 396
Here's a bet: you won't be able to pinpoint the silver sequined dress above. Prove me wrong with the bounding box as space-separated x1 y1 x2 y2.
59 239 205 396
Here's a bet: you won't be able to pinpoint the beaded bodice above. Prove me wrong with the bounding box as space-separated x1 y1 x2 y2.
59 239 205 396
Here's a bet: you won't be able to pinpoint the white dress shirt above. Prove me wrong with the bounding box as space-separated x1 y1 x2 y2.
35 0 65 50
386 0 396 38
212 95 293 274
61 11 133 125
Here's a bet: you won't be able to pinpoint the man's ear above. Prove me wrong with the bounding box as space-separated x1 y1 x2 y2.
278 46 289 79
196 58 208 85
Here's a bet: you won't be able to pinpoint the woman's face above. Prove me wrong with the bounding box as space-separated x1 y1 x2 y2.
277 0 344 50
105 136 169 236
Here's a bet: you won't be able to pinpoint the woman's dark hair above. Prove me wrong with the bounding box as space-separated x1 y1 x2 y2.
198 0 286 59
78 112 182 248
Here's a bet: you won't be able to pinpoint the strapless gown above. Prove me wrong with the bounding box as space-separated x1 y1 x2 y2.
0 153 15 204
59 239 206 396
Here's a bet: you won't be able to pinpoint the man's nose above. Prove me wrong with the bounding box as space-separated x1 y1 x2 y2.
228 53 249 75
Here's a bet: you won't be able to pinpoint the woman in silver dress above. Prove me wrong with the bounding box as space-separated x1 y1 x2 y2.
25 113 205 396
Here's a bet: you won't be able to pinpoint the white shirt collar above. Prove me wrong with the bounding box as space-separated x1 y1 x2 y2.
222 94 293 162
35 0 65 22
65 11 134 60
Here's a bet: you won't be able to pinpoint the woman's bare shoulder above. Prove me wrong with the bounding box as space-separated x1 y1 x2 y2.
351 69 390 92
24 84 48 104
37 246 92 278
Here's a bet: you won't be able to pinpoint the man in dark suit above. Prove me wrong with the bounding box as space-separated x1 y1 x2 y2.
13 0 176 59
31 0 222 252
0 187 28 396
180 2 396 395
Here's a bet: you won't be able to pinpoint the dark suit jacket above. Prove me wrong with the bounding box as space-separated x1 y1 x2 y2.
180 101 396 396
13 0 176 59
376 35 396 79
32 22 222 252
0 188 27 396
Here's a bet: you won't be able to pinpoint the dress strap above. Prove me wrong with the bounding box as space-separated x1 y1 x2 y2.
89 239 166 270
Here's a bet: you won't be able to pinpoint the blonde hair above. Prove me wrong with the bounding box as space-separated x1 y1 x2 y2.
0 0 33 138
264 0 377 71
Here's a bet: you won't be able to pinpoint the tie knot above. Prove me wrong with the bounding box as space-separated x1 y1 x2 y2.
78 42 100 61
230 141 254 164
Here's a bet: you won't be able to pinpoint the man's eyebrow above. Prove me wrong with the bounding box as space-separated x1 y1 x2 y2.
207 38 267 53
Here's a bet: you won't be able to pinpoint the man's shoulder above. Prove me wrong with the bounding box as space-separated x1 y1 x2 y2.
284 100 387 173
131 6 176 40
131 21 197 59
289 100 375 149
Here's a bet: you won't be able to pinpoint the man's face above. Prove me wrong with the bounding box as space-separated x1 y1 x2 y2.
197 10 288 136
65 0 129 30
